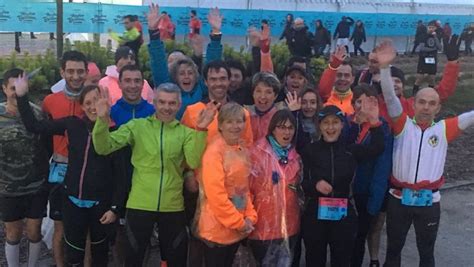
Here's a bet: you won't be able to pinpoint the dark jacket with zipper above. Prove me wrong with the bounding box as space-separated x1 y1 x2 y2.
301 124 384 215
18 95 126 208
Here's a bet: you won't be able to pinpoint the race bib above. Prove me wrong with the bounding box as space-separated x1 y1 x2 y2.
424 57 436 64
48 162 67 184
317 197 348 221
401 188 433 207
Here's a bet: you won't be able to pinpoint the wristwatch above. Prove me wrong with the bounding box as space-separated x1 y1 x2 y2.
110 205 120 215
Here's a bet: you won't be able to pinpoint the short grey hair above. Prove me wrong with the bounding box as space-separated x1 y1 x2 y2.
251 71 281 95
154 82 182 103
169 57 199 85
218 102 246 129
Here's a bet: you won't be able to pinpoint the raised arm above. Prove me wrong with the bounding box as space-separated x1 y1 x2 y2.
376 41 403 121
205 7 224 64
147 3 171 86
259 24 274 73
437 34 461 101
93 88 133 155
318 46 347 101
14 74 67 136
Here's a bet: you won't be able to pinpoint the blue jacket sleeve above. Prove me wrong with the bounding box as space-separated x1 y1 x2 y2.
205 34 223 64
148 31 171 86
367 121 393 215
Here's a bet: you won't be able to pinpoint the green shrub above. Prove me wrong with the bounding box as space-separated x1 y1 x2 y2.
1 40 327 91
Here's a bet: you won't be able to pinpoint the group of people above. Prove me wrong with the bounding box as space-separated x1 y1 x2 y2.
280 15 367 58
1 3 474 267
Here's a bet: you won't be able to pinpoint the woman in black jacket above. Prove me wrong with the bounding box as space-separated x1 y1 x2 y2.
15 79 125 267
280 13 294 43
351 20 367 56
314 20 331 58
301 103 384 267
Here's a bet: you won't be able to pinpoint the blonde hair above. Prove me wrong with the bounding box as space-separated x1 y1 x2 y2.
217 102 246 129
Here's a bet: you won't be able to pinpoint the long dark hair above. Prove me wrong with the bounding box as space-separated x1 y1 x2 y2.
299 88 322 140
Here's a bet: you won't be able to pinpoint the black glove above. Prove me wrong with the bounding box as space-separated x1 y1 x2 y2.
445 34 462 61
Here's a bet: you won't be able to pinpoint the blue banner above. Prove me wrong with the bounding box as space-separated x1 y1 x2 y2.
0 2 472 36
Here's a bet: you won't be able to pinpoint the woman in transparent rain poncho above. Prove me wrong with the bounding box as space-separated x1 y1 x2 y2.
193 102 258 267
247 109 304 267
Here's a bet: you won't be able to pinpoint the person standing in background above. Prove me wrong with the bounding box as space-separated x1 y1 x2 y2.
189 10 202 39
313 20 331 58
411 20 427 55
442 22 452 54
280 14 294 43
334 16 355 55
351 20 367 57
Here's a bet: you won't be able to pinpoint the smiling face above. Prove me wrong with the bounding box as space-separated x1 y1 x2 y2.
301 91 318 118
205 68 230 102
320 115 343 143
414 88 441 124
154 91 181 123
286 71 307 95
253 82 277 112
219 116 245 146
176 63 197 92
81 89 99 122
119 70 143 104
61 61 87 92
272 119 296 147
334 64 354 93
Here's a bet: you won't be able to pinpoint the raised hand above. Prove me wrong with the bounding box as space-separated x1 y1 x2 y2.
260 24 271 48
146 3 161 31
14 73 29 97
330 46 347 66
248 26 261 47
374 40 396 68
445 34 462 61
285 91 301 111
96 86 111 120
208 7 223 34
196 101 220 129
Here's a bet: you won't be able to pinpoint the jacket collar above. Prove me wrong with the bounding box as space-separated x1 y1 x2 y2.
105 65 119 80
116 98 147 111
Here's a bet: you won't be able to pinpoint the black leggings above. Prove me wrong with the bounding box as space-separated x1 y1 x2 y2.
124 209 188 267
62 197 110 266
302 205 358 267
351 195 376 267
203 241 240 267
248 235 298 266
354 43 365 56
384 195 440 267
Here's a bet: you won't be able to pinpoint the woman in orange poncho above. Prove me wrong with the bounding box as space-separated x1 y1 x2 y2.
194 102 257 267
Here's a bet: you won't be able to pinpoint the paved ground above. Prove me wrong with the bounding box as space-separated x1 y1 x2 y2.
1 183 473 266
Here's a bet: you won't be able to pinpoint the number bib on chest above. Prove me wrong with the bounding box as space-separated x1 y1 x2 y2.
401 188 433 207
317 197 348 221
48 162 67 184
424 57 436 64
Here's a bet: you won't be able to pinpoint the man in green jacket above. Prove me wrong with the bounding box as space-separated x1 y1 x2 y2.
93 82 218 267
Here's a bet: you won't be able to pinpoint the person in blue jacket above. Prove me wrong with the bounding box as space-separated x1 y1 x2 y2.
109 64 155 266
110 64 155 127
347 84 393 267
147 4 223 120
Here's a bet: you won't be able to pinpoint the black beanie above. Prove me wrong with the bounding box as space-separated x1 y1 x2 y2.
115 46 136 64
390 66 405 85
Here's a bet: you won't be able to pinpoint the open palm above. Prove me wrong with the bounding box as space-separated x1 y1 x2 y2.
146 3 161 31
208 7 223 32
375 40 396 68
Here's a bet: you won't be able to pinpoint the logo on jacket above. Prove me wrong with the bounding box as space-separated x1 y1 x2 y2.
428 135 439 147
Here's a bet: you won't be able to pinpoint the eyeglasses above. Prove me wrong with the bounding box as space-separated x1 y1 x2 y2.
276 125 295 131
